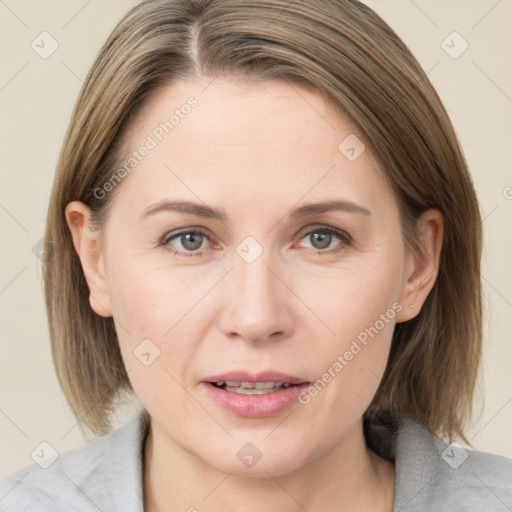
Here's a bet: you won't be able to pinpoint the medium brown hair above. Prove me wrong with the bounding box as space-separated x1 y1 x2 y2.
43 0 482 442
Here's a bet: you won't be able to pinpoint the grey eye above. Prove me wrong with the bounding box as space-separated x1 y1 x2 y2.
308 231 333 250
177 232 204 251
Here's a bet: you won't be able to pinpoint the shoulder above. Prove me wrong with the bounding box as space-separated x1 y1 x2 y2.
0 409 149 512
393 418 512 511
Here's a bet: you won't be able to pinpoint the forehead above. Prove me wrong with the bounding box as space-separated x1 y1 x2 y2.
113 76 393 219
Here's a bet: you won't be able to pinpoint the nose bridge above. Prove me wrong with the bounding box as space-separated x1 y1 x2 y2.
219 242 294 342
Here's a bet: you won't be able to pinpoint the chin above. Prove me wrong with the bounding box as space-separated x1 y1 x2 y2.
200 442 310 478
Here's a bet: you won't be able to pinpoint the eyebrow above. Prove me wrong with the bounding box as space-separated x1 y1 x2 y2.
139 198 371 221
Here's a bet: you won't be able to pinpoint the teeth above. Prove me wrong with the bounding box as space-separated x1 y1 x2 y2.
219 381 294 394
225 386 281 395
240 381 281 389
222 381 289 389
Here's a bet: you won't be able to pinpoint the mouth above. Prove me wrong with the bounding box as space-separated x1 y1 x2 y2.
201 373 311 418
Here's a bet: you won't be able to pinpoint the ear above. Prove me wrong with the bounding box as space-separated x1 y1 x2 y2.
395 209 444 323
64 201 113 318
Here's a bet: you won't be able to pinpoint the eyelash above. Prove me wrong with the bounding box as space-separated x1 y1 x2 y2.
158 225 353 257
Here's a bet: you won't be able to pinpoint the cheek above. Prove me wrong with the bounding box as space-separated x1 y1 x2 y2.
296 248 403 422
105 257 213 391
305 246 404 344
105 254 199 336
297 313 396 446
106 261 197 418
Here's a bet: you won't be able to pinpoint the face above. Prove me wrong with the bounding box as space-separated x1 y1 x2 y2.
85 76 415 476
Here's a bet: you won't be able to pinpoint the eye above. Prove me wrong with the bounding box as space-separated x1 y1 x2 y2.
295 225 352 254
158 225 352 257
159 228 211 256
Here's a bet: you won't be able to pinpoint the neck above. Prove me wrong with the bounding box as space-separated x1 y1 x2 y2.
143 418 395 512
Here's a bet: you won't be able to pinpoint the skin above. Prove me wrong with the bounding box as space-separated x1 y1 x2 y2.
66 76 443 512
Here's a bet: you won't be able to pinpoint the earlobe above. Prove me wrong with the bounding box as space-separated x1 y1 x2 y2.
64 201 113 318
395 209 444 323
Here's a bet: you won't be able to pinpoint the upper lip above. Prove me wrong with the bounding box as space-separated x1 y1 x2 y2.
203 370 309 384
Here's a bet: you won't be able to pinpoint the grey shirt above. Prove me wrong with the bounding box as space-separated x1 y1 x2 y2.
1 409 511 511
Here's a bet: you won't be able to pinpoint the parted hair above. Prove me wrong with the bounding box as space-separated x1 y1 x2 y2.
43 0 483 442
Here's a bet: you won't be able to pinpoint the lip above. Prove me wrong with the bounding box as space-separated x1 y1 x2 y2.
201 370 310 418
202 370 308 385
201 381 310 418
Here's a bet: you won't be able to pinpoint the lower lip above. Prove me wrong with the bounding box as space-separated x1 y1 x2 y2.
201 382 310 418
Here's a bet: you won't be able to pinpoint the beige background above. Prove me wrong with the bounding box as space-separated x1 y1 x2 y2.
1 0 511 479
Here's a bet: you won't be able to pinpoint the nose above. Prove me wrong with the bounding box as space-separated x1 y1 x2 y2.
218 253 296 344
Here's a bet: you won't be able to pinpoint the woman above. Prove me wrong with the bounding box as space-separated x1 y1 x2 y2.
1 0 510 510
